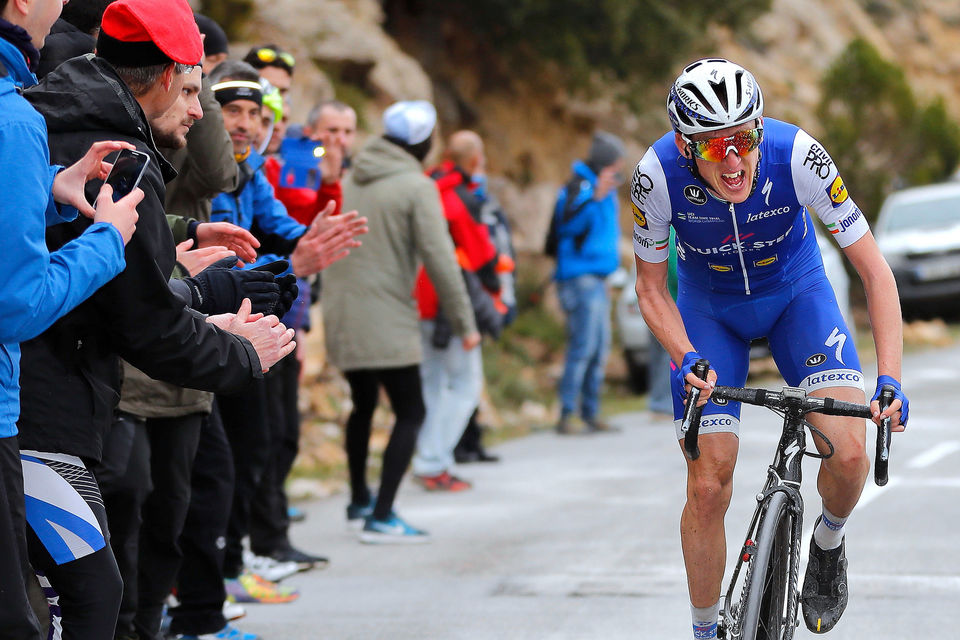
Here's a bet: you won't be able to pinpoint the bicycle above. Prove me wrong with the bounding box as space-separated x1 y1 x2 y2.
679 360 895 640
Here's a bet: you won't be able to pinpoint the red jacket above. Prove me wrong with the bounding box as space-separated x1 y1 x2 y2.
264 155 342 224
414 161 498 320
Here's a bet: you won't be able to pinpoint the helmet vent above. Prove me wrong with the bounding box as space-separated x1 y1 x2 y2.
709 80 729 112
683 84 715 116
734 71 744 109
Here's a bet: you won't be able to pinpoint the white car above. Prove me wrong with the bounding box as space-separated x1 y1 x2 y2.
875 181 960 316
616 229 853 393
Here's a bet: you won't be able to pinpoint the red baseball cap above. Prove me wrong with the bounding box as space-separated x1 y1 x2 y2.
97 0 203 67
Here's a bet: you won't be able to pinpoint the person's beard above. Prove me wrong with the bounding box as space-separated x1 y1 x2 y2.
152 122 189 150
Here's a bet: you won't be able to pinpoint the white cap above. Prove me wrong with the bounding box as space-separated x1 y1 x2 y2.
383 100 437 145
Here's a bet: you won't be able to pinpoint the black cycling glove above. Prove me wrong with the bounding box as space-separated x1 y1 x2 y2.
183 256 280 315
252 261 299 317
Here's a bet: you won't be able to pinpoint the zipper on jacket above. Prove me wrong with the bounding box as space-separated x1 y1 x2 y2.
729 202 751 295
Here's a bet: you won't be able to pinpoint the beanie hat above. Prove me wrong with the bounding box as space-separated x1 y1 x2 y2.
383 100 436 146
194 14 228 58
97 0 203 68
586 131 625 173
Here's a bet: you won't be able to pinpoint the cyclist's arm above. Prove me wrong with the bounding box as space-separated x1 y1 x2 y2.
634 255 694 365
841 231 905 430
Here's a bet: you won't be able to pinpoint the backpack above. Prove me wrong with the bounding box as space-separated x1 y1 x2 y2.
545 178 591 258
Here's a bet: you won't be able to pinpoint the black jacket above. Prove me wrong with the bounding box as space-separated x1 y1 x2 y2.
36 19 94 79
17 54 262 461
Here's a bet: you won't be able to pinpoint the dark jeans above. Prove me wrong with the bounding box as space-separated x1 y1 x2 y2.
169 405 234 637
250 354 301 556
27 467 123 640
344 365 425 520
218 379 270 579
0 435 43 640
97 414 151 639
134 413 203 640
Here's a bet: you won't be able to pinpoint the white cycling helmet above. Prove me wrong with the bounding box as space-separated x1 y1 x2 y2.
667 58 764 135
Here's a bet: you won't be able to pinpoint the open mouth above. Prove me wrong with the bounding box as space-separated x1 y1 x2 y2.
721 170 746 190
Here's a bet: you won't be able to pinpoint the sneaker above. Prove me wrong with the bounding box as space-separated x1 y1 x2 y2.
555 414 575 435
222 600 246 621
177 623 262 640
242 550 299 582
359 513 430 544
584 417 620 433
224 572 299 604
413 471 472 492
268 545 330 571
801 525 849 634
346 494 376 529
287 506 306 523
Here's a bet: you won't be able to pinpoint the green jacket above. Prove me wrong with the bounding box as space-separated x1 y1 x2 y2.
323 137 476 371
118 77 238 419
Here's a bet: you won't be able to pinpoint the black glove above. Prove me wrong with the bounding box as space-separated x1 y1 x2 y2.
184 256 279 315
253 261 298 317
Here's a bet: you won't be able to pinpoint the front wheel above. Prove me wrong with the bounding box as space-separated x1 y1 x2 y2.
739 492 798 640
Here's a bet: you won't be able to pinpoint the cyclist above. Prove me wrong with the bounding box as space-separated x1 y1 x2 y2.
631 58 909 638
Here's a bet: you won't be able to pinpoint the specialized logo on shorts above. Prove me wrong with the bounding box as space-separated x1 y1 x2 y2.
827 175 848 207
806 353 827 367
709 263 733 272
684 185 708 205
632 203 648 229
754 255 778 267
824 326 846 365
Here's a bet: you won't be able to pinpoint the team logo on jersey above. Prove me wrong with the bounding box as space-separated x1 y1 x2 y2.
762 178 773 206
632 169 654 206
708 263 733 272
632 203 648 229
803 143 833 179
684 185 708 205
806 353 827 367
754 255 778 267
825 207 862 235
827 175 848 207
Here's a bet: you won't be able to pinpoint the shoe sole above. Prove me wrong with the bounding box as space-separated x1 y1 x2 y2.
358 531 431 545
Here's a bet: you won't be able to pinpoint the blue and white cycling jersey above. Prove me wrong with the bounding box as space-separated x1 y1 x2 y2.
631 118 870 436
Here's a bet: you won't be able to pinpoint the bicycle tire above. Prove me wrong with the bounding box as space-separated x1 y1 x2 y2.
739 492 795 640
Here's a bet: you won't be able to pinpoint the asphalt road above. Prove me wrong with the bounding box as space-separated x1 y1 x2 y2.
239 344 958 639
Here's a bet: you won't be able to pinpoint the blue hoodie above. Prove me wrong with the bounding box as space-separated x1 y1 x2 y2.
0 36 125 436
553 160 620 281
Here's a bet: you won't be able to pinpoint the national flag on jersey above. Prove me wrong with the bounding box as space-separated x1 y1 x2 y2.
826 222 840 235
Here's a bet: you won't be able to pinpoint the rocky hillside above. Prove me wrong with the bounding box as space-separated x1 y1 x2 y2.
230 0 960 253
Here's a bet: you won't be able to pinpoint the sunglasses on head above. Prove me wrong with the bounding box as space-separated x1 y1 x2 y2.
683 126 763 163
256 47 295 70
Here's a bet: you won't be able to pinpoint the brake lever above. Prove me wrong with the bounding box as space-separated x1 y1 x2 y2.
680 359 711 461
875 385 895 486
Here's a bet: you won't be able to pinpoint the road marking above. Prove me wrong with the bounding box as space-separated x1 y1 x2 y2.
907 441 960 469
905 368 958 381
857 475 900 509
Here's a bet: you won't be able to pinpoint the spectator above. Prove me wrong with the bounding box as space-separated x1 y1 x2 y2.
243 43 293 95
195 13 228 74
553 131 625 435
323 101 480 543
412 130 502 491
208 59 366 599
0 0 140 635
36 0 112 78
304 98 357 172
18 0 295 635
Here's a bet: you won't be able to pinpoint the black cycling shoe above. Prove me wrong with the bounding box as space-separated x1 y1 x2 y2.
801 525 849 634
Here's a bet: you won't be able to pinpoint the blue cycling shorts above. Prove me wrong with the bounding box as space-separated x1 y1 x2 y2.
670 268 863 439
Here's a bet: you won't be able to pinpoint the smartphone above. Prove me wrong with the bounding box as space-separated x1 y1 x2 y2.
104 149 150 202
279 136 324 190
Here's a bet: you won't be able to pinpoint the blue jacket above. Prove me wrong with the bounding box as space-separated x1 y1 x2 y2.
553 160 620 281
210 149 305 269
0 38 125 436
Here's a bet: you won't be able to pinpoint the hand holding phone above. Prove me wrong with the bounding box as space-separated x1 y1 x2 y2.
93 183 142 245
103 149 150 202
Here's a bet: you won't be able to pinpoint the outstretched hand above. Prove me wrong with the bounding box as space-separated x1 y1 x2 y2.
195 222 261 264
291 208 368 276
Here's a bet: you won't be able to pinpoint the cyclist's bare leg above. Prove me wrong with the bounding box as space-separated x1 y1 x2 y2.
679 431 739 607
806 386 870 518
